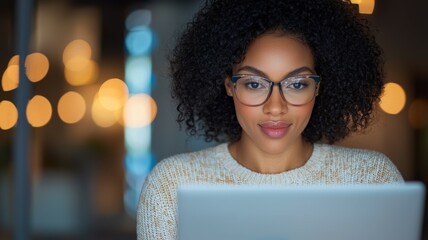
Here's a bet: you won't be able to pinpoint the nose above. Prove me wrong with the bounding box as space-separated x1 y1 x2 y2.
263 85 288 115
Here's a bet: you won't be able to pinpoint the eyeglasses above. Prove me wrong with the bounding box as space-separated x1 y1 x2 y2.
231 74 321 106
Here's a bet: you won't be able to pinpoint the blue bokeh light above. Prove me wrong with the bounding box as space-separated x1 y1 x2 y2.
125 27 155 56
125 126 151 154
124 8 157 218
125 56 152 94
124 189 139 218
126 9 152 31
124 152 155 178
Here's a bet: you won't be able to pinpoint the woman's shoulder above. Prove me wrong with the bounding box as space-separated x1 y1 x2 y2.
317 143 390 162
146 143 228 182
157 143 226 166
315 143 404 183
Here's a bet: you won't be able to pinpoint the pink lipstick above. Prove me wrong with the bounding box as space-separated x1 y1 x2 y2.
258 121 290 139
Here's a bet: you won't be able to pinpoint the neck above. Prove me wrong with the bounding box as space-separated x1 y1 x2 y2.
228 137 313 174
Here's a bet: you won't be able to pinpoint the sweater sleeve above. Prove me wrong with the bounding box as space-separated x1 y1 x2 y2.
137 162 177 240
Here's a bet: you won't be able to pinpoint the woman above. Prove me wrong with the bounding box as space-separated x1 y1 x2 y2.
137 0 404 239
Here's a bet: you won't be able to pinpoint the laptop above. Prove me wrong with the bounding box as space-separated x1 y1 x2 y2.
178 183 425 240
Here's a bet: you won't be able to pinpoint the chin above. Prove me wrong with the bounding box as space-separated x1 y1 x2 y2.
258 140 292 155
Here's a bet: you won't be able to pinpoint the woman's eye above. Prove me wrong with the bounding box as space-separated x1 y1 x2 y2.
288 82 307 90
292 83 303 89
247 82 261 89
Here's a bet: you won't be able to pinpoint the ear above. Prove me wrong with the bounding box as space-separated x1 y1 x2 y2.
224 77 234 96
315 82 320 96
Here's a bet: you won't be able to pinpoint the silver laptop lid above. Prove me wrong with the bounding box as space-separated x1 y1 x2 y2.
178 183 425 240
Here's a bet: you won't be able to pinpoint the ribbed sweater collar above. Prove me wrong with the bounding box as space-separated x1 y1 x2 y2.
217 143 326 184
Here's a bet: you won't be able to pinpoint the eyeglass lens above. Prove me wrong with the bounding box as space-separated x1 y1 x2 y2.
234 76 318 106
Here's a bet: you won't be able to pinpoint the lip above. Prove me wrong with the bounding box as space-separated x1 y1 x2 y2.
258 121 291 139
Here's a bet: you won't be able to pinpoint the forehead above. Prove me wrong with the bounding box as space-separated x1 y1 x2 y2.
235 33 315 78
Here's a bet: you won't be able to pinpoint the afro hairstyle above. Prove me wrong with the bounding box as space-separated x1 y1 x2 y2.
170 0 384 144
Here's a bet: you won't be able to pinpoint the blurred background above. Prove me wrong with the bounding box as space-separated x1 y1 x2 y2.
0 0 427 239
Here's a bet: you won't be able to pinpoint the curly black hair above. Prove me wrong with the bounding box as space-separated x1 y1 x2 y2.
170 0 384 144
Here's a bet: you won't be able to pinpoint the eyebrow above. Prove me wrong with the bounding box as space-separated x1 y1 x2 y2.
235 66 315 79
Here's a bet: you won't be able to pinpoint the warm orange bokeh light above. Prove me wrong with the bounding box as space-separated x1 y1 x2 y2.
351 0 374 14
408 99 428 129
25 52 49 82
98 78 129 111
124 94 157 128
58 91 86 124
26 95 52 127
64 59 99 86
65 56 91 72
2 65 19 91
2 53 49 90
91 93 119 128
63 39 97 86
0 100 18 130
63 39 92 66
380 82 406 115
359 0 375 14
8 55 19 66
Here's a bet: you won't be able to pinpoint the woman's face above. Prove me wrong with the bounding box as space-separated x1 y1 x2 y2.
225 33 317 155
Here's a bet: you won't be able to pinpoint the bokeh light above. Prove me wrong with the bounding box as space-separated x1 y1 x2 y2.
58 91 86 124
0 100 18 130
124 94 157 128
125 57 152 94
98 78 129 111
65 56 91 72
380 82 406 115
26 95 52 127
124 8 156 218
126 9 151 30
63 39 92 66
351 0 374 14
25 52 49 82
125 27 155 56
408 99 428 129
63 39 96 86
3 53 49 90
125 153 155 182
359 0 375 14
2 65 19 91
91 93 119 128
8 55 19 66
64 59 99 86
125 127 151 153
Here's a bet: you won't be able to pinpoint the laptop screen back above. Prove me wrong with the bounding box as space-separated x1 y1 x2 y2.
178 183 425 240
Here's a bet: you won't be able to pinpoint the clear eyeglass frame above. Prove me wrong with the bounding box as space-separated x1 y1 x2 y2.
230 74 321 106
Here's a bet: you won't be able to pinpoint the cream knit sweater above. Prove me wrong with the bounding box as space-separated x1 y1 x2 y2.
136 143 404 240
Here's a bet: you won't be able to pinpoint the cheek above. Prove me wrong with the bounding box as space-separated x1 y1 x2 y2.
233 99 259 126
291 102 315 127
